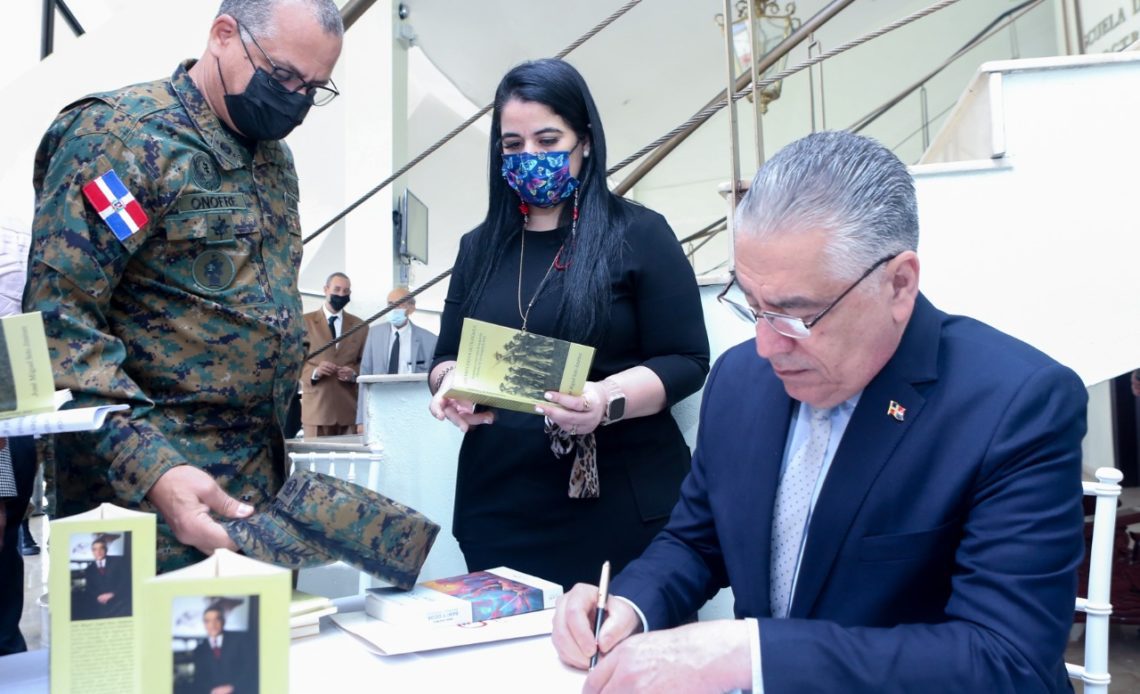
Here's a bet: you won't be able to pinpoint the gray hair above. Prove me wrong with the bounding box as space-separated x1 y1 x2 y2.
734 131 918 281
325 271 349 286
217 0 344 40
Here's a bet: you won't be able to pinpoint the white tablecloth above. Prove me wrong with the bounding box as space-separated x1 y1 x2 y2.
0 596 585 694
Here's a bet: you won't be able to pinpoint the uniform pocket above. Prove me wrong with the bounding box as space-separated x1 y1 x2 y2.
160 212 270 306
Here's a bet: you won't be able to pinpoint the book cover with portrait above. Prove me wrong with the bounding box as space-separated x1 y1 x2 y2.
48 503 156 694
141 549 289 694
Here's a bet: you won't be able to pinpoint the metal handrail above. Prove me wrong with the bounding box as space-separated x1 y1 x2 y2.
849 0 1043 135
611 0 857 196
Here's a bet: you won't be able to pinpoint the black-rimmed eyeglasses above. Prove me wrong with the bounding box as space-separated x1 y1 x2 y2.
237 21 340 106
717 254 899 339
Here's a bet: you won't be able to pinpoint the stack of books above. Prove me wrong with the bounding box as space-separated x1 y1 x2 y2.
290 591 337 639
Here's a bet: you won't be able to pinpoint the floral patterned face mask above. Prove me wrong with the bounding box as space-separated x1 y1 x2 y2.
500 144 582 208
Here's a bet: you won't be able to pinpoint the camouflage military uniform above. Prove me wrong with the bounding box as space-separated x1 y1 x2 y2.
24 61 305 571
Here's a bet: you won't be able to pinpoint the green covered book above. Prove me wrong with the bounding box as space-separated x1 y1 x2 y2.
49 504 156 694
444 318 595 414
0 311 58 419
141 549 290 694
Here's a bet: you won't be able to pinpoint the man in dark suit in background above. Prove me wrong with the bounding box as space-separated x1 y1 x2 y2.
355 286 437 430
191 606 256 694
553 131 1088 692
79 537 132 619
300 272 367 438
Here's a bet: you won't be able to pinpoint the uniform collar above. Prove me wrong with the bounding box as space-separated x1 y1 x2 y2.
170 60 251 171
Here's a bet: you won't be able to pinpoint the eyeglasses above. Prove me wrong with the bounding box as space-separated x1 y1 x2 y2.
717 254 899 339
236 21 340 106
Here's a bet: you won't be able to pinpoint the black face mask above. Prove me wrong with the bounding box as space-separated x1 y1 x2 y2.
223 66 312 141
327 294 350 312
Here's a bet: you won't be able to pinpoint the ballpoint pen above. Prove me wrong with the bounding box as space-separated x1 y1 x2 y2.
589 560 611 671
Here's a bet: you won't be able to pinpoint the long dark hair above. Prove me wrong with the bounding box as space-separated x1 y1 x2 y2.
458 59 626 345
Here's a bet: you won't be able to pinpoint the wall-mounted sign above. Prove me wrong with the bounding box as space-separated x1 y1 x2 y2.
1081 0 1140 52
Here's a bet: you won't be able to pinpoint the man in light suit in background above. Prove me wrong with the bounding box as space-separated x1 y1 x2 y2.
356 287 438 430
552 131 1088 692
300 272 367 438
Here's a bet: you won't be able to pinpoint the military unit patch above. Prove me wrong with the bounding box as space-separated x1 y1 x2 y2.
192 249 236 291
190 152 222 191
81 169 149 242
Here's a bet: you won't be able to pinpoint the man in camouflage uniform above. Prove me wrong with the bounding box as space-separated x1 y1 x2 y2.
23 0 344 571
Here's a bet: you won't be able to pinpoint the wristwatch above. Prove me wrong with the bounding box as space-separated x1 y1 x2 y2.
600 379 626 426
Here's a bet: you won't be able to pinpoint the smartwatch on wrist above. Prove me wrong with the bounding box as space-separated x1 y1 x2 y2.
600 379 626 426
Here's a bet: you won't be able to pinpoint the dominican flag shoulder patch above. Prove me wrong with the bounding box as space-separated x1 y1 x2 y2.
81 169 149 242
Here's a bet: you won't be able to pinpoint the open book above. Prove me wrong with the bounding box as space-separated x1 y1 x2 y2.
0 311 59 419
0 309 130 436
444 318 595 414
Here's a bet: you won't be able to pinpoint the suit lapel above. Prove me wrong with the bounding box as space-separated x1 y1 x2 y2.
790 294 942 618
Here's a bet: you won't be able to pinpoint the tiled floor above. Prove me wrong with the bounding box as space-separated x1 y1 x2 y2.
14 511 1140 688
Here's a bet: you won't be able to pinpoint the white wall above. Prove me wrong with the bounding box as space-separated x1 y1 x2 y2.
914 53 1140 387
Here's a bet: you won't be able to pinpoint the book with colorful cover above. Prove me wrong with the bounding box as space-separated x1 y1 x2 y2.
364 566 562 627
443 318 595 414
48 503 157 694
141 549 290 694
0 311 63 420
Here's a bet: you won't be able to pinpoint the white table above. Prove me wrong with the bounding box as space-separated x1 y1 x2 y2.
0 597 585 694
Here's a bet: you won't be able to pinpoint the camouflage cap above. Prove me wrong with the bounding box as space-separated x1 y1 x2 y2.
224 469 439 590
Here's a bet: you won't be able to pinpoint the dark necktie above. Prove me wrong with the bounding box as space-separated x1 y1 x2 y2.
213 644 221 659
328 315 337 340
387 332 400 374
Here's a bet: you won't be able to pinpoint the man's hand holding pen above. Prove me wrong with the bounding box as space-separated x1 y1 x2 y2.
552 580 753 693
551 582 640 669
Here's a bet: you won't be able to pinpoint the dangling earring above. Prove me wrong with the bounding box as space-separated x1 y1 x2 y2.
554 188 579 271
518 201 529 227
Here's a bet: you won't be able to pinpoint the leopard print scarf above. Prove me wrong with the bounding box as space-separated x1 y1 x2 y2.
545 418 599 498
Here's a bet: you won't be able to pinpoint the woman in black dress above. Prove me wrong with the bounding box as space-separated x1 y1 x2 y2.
429 59 709 590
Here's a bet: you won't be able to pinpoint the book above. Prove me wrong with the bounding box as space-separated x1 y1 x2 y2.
289 590 336 640
0 402 127 437
290 589 335 618
443 318 595 414
141 549 290 694
0 311 64 419
48 503 157 694
290 622 321 640
0 311 54 417
332 608 555 656
364 566 562 627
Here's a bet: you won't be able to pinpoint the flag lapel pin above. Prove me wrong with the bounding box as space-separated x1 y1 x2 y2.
886 400 906 422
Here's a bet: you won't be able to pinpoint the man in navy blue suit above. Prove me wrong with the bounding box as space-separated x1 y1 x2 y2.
552 131 1087 693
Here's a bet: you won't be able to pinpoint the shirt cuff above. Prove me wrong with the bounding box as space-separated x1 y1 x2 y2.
746 617 763 694
611 595 649 633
